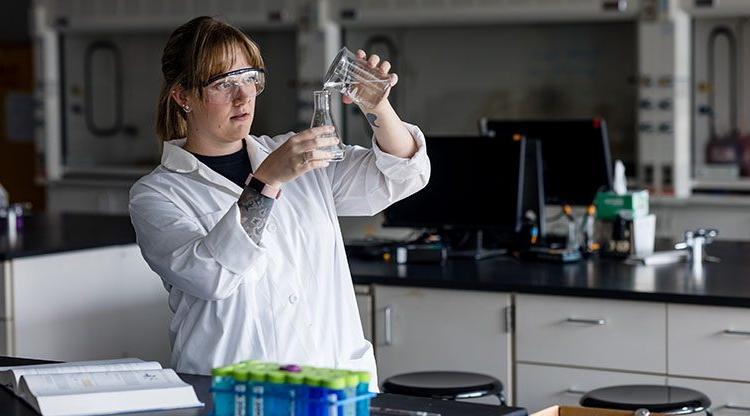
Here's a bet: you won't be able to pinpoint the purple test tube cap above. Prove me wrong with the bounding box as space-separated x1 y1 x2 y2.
279 364 302 373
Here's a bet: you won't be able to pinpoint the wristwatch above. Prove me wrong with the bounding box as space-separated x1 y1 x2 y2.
245 174 282 199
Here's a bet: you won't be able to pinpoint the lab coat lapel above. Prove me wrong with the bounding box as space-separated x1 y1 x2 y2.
161 137 272 198
246 136 272 174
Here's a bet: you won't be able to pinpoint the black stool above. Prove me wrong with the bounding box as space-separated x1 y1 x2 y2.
381 371 506 405
581 385 711 415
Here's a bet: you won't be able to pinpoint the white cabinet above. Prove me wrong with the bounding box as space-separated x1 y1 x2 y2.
517 363 667 413
355 285 373 342
7 245 171 365
515 294 668 412
667 377 750 414
516 294 667 373
373 285 512 402
668 303 750 382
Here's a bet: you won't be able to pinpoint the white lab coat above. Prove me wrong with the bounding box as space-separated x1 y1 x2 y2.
129 122 430 390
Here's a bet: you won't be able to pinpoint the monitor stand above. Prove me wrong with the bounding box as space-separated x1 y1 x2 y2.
448 230 507 260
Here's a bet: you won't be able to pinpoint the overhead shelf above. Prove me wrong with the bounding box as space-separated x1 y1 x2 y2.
679 0 750 17
331 0 642 26
34 0 298 32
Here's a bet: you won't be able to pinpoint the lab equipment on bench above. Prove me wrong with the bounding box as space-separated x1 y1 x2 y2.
211 361 373 416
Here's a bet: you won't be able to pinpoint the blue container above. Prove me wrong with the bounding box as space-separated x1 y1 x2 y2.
211 366 235 416
304 373 328 416
343 373 360 416
264 371 291 416
353 371 371 416
322 375 347 416
232 365 251 416
246 368 267 416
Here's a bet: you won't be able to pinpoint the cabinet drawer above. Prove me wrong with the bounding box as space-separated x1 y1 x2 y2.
517 363 666 413
668 377 750 414
516 294 666 372
374 286 512 399
668 304 750 381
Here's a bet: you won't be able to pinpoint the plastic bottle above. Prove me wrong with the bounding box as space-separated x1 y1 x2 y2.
285 371 306 416
563 205 578 250
581 205 597 254
264 370 290 416
343 372 359 416
352 371 371 416
211 365 236 416
247 367 267 416
233 365 251 416
321 375 347 416
304 373 327 416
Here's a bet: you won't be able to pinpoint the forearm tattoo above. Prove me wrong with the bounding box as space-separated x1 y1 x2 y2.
366 113 380 128
237 186 274 244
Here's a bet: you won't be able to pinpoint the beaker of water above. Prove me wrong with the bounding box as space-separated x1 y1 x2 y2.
310 90 346 162
323 47 391 109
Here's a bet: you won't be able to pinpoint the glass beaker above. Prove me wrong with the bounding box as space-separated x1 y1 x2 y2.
310 90 345 162
323 47 391 109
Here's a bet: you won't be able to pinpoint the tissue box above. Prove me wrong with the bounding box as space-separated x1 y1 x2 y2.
594 190 649 220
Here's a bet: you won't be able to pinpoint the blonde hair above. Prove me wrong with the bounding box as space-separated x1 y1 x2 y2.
156 16 265 142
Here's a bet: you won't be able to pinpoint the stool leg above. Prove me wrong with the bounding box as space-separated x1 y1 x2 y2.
496 392 507 406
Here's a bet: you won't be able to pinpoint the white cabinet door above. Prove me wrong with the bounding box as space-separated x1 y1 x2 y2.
355 285 373 342
516 294 667 373
668 377 750 415
10 245 171 365
373 285 512 401
668 303 750 382
517 363 667 413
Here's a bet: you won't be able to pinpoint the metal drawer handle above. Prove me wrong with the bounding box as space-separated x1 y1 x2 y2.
564 388 587 395
566 318 607 325
384 305 393 346
721 405 750 412
723 330 750 337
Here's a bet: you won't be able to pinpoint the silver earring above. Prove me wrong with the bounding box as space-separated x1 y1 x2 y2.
182 105 191 113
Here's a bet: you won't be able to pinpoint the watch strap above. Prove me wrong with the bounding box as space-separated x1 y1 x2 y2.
245 174 281 199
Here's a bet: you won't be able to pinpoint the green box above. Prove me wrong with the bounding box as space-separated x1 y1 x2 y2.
594 190 649 220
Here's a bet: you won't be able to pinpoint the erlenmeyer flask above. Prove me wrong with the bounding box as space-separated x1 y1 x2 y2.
310 90 345 162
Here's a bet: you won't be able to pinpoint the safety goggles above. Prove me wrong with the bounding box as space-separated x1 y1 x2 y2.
203 67 266 104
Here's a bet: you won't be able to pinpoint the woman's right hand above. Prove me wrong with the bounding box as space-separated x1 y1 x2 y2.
252 126 339 187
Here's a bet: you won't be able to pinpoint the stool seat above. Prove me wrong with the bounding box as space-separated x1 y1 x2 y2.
581 385 711 414
382 371 504 402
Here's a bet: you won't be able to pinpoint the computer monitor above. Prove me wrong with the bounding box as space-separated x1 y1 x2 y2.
480 119 614 206
384 135 526 234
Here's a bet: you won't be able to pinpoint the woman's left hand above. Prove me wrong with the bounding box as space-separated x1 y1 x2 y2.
341 49 398 107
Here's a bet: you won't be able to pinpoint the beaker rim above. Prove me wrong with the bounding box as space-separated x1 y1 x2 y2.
323 47 354 84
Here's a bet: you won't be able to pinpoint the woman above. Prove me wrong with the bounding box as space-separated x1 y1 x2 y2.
129 16 430 390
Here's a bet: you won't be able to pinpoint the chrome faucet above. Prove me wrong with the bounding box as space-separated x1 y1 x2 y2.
674 228 718 269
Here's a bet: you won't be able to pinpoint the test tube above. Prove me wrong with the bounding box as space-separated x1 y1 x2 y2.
232 365 251 416
211 365 235 416
352 371 371 416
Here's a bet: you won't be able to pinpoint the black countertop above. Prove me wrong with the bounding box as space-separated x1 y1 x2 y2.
0 213 135 260
349 241 750 307
3 213 750 307
0 356 526 416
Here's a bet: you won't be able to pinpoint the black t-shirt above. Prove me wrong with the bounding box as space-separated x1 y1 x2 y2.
189 139 252 188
